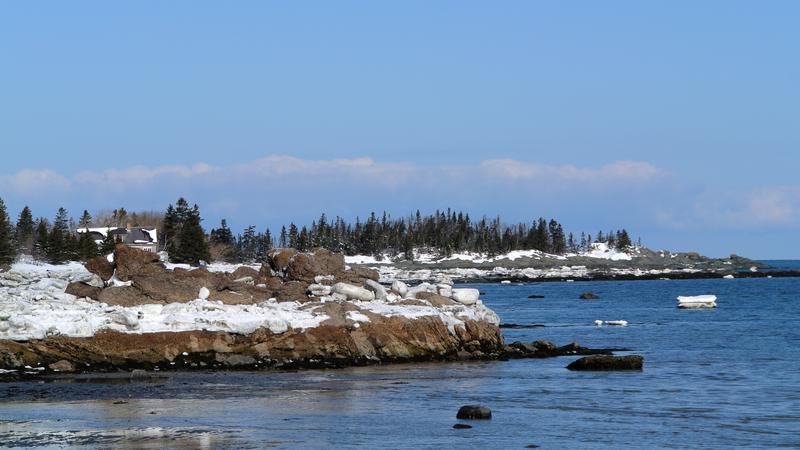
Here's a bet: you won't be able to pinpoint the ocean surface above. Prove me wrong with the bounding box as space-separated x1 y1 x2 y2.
1 275 799 449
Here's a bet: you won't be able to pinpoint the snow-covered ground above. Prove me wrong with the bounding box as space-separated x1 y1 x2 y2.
0 259 499 341
344 242 636 266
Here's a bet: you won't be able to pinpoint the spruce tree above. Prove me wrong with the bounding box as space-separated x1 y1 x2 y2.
78 210 92 228
0 198 16 266
174 204 210 264
47 208 70 264
99 230 117 255
15 206 35 255
78 229 100 260
34 218 49 259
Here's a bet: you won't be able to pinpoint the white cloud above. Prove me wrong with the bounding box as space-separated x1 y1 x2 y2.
727 187 800 226
478 159 662 184
0 169 71 195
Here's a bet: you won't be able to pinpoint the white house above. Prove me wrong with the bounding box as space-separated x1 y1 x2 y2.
77 225 159 253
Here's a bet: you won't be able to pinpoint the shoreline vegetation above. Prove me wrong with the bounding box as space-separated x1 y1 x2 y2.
1 196 795 280
1 198 797 378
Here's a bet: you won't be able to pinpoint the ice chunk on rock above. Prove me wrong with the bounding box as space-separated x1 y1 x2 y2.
364 279 388 301
198 287 210 300
332 283 375 302
308 283 332 296
391 280 408 297
451 288 480 305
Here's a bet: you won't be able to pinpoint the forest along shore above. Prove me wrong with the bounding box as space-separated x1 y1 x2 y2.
346 244 798 284
0 246 623 377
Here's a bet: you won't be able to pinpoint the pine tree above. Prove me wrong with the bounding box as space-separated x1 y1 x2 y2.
47 208 70 264
77 229 99 260
34 218 49 259
173 204 210 264
210 219 235 246
0 198 16 266
617 229 632 249
78 210 92 228
279 226 288 248
15 206 35 255
100 230 117 255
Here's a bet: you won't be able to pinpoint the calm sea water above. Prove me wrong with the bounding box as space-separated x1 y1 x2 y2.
1 275 799 449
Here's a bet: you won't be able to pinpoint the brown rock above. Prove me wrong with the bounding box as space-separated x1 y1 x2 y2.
65 282 102 300
284 249 345 282
231 266 260 280
334 266 380 285
99 286 156 306
85 255 115 281
0 315 504 372
48 360 74 372
268 248 297 274
415 292 457 307
114 244 163 281
273 281 311 302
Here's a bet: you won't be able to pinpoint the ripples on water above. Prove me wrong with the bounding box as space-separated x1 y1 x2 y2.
1 277 799 449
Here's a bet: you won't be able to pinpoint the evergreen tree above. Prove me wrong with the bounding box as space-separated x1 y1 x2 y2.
100 230 118 255
173 204 210 264
617 229 632 249
47 208 70 264
77 229 99 260
34 218 49 259
78 210 92 228
279 226 288 248
210 219 235 246
0 198 16 266
15 206 35 255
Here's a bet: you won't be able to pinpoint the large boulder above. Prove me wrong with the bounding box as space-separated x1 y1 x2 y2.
451 288 480 305
285 249 346 282
331 282 375 302
566 355 643 371
85 255 115 281
456 405 492 420
114 245 163 281
64 282 102 300
230 266 259 281
267 248 298 275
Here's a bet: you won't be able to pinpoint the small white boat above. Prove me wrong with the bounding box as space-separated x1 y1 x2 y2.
677 295 717 309
604 320 628 326
594 320 628 326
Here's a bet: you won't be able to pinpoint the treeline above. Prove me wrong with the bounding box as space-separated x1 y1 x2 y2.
0 196 636 267
214 209 635 263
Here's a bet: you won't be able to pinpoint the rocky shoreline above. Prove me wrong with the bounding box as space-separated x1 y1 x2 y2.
0 246 636 378
352 247 798 284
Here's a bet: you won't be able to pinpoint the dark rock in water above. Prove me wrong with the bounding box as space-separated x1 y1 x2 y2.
525 445 540 448
533 340 557 353
65 282 102 300
456 405 492 420
452 424 473 429
557 342 581 354
527 295 545 299
566 355 644 371
579 292 599 300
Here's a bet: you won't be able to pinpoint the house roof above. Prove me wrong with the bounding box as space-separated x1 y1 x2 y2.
77 227 158 244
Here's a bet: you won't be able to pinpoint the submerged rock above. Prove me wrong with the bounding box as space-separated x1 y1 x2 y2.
456 405 492 420
566 355 643 371
579 292 599 300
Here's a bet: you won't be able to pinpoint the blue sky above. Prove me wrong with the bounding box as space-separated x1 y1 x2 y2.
1 2 798 258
